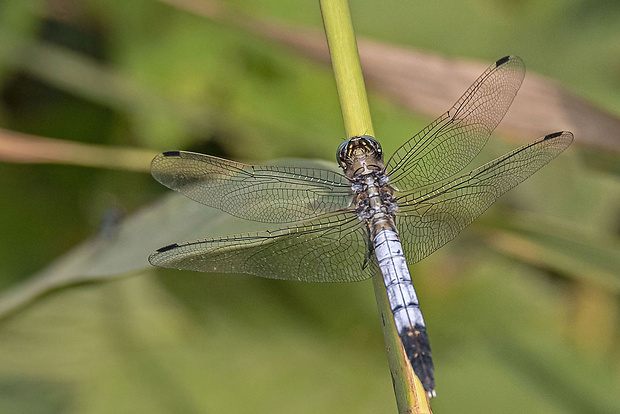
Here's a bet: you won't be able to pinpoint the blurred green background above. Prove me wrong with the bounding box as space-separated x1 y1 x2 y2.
1 0 619 413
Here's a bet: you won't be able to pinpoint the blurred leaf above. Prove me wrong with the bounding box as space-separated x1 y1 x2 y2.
0 158 339 319
578 148 620 178
489 335 620 414
483 213 620 293
0 271 395 414
0 377 72 414
0 0 42 83
0 30 220 142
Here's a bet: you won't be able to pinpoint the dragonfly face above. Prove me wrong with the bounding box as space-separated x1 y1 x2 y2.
337 135 385 178
148 56 573 399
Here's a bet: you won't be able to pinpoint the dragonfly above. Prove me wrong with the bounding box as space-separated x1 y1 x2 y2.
148 56 573 398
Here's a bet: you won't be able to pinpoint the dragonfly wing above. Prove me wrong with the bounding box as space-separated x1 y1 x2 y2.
149 211 376 282
385 56 526 191
394 131 573 263
151 151 353 223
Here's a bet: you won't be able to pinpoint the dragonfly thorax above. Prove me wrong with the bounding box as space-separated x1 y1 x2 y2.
351 170 398 225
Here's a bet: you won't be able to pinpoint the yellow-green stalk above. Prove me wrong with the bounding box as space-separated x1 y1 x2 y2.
319 1 432 413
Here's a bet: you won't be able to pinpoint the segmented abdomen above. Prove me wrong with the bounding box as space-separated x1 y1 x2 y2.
373 228 435 397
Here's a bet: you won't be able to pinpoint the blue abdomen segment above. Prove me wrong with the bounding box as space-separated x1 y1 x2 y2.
373 228 436 397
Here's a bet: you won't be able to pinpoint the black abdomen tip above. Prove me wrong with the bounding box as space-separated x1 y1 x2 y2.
399 325 435 397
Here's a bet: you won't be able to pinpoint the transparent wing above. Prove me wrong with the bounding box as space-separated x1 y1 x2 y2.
394 131 573 263
151 151 353 223
149 211 377 282
384 56 526 191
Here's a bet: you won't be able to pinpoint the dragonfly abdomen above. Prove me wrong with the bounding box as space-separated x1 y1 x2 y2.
400 324 435 398
373 228 436 397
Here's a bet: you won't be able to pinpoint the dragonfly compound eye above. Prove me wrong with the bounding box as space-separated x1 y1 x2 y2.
359 135 382 155
337 139 351 166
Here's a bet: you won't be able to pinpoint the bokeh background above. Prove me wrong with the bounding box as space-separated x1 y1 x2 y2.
1 0 619 413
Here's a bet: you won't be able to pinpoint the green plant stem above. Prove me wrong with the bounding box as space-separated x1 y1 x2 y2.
319 0 373 138
319 1 431 413
371 271 432 414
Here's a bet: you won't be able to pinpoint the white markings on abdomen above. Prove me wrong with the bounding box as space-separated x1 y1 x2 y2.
373 228 426 333
373 228 435 397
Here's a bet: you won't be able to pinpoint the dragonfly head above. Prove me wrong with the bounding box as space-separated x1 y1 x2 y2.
337 135 384 178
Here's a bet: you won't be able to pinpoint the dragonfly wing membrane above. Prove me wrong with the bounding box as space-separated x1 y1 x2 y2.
149 211 375 283
151 151 353 223
385 56 526 191
395 131 573 263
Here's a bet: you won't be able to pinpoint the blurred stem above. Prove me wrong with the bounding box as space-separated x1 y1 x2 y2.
0 128 155 171
319 1 430 413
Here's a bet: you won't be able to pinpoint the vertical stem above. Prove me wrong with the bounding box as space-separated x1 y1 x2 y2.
319 0 373 138
371 271 432 414
319 1 431 413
